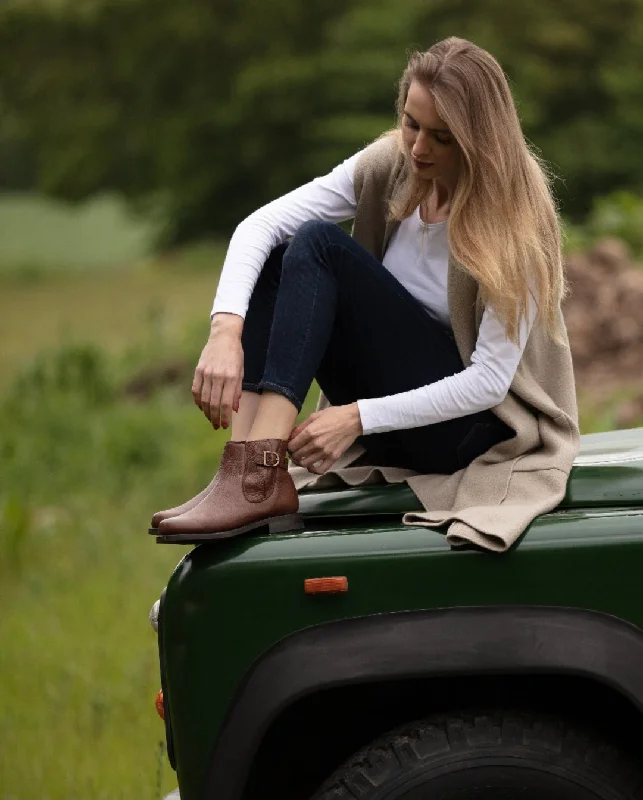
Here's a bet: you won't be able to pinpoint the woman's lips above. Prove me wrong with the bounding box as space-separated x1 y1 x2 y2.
412 157 434 169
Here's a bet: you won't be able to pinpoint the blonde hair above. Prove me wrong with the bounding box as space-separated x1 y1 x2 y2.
387 37 569 347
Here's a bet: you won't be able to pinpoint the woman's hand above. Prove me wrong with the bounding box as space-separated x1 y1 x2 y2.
288 403 364 474
192 313 244 429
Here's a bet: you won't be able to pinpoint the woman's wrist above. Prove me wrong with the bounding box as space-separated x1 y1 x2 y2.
210 312 244 338
348 401 364 435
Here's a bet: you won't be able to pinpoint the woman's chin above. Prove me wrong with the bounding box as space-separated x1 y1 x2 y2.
410 165 435 183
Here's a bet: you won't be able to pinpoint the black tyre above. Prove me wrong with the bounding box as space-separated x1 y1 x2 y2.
311 710 643 799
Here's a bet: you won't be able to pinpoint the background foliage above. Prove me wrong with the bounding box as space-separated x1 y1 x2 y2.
1 0 643 243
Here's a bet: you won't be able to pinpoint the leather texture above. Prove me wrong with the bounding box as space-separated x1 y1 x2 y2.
243 439 289 503
150 474 218 529
149 440 247 527
157 438 299 536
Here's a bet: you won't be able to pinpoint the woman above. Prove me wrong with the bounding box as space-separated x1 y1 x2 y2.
152 37 580 552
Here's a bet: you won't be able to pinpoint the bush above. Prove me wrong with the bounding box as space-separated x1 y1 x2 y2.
563 191 643 259
586 191 643 258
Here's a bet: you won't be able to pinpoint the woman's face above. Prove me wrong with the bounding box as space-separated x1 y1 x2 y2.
401 80 461 185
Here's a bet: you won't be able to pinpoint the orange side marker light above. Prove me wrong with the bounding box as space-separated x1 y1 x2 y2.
304 576 348 595
155 689 165 720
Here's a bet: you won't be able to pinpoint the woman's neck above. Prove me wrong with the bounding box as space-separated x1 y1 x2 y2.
420 179 454 224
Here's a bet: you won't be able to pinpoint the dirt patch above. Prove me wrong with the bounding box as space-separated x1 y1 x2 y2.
123 358 190 399
564 238 643 423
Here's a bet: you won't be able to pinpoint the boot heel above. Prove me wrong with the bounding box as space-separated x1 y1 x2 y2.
268 513 305 534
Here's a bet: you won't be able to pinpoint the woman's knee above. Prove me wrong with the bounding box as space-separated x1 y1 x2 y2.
289 219 344 250
295 219 339 237
284 221 349 276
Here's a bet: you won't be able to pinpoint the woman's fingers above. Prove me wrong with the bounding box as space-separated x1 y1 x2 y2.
192 333 244 426
308 454 337 475
220 379 236 428
288 418 315 452
208 377 224 428
295 442 339 469
290 408 359 474
293 443 322 463
196 374 234 427
192 367 204 410
200 372 213 421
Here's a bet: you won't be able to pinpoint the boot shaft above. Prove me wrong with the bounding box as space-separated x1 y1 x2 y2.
242 439 294 505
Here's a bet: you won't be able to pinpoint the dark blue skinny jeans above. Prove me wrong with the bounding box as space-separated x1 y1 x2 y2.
240 220 515 475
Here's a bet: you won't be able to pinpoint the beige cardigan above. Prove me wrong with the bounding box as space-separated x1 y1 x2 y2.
288 134 581 552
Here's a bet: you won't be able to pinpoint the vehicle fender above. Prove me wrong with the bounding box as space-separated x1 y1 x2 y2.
205 605 643 800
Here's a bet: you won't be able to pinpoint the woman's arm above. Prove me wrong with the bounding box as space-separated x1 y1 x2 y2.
356 292 539 435
211 150 364 320
196 150 363 430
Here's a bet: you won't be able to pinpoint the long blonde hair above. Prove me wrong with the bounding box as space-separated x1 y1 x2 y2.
388 37 569 347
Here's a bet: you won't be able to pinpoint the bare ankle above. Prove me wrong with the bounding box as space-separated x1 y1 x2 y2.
247 390 298 441
230 390 261 441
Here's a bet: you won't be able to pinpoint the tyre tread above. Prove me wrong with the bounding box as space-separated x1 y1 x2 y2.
311 709 643 799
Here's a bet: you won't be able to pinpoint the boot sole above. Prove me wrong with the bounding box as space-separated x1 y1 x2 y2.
155 513 305 544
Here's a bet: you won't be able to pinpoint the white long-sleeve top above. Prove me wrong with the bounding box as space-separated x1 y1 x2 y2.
211 149 538 435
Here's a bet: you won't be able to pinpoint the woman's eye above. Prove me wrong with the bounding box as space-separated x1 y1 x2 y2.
404 117 419 131
434 134 452 146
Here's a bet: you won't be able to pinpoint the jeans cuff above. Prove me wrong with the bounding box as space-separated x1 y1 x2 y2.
256 380 303 411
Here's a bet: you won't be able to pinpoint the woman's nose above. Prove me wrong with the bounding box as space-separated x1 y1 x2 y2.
412 146 432 160
412 132 431 159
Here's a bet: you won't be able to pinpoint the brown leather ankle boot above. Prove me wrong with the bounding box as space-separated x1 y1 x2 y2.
148 440 246 533
155 438 303 544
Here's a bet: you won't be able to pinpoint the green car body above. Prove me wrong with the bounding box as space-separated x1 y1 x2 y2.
156 426 643 800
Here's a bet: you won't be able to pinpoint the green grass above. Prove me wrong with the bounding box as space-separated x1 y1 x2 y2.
0 245 319 798
0 373 319 800
0 192 161 270
0 425 197 797
0 227 226 798
0 336 212 798
0 491 190 800
0 246 226 391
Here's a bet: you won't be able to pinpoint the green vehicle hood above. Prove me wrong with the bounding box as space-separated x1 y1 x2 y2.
162 502 643 800
160 426 643 800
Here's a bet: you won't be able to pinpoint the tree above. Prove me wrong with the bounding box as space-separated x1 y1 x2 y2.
1 0 642 243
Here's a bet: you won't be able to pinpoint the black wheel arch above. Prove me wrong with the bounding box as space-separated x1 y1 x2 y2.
204 606 643 800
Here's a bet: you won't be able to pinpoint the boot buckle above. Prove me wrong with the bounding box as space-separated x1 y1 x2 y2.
263 450 281 467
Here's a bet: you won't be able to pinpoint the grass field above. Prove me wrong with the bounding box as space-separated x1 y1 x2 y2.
0 202 320 799
0 195 223 798
0 260 221 389
0 331 318 800
0 192 160 270
0 259 225 799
